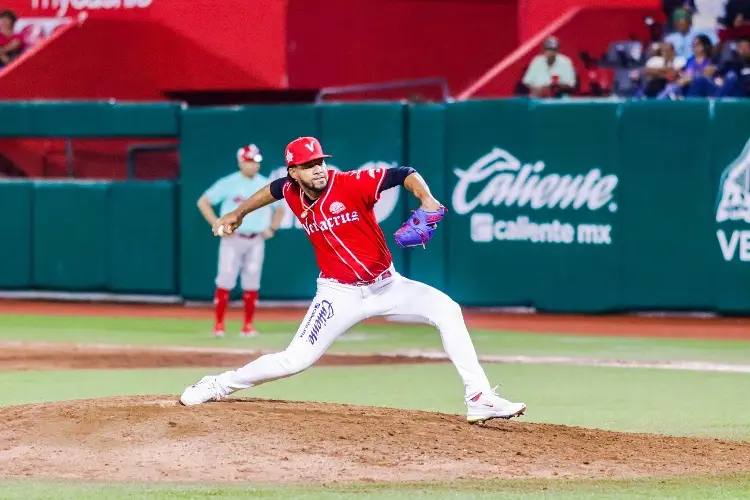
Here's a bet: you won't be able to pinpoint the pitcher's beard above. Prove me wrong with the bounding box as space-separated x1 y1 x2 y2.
300 178 327 196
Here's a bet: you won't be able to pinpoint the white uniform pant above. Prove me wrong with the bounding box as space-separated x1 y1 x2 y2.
215 234 265 291
216 267 492 398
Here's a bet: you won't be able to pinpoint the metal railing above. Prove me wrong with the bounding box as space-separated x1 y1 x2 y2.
40 141 178 179
126 143 179 179
315 77 453 104
41 138 75 177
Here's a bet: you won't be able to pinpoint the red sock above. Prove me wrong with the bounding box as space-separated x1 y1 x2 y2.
243 290 258 326
214 288 231 325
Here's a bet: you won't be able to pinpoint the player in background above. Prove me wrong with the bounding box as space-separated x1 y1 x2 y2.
183 137 527 423
197 144 286 338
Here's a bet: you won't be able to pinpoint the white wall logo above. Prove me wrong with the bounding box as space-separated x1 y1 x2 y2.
716 138 750 261
452 147 618 245
269 161 400 230
32 0 152 17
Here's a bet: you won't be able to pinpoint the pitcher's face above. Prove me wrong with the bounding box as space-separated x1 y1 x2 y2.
290 159 329 194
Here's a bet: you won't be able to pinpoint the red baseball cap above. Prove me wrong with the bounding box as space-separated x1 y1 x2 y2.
237 144 262 163
285 137 331 167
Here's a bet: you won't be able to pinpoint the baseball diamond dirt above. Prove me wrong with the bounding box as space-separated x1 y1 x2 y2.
1 300 749 484
1 396 750 483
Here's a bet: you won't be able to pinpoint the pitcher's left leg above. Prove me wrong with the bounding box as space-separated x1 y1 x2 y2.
376 276 526 422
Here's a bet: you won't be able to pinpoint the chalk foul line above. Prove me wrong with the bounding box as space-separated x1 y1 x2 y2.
391 350 750 374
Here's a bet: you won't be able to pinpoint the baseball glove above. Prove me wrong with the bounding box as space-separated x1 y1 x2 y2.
393 206 448 248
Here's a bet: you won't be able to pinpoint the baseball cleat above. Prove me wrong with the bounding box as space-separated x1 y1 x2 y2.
240 323 259 337
466 387 527 423
212 323 225 338
179 375 230 405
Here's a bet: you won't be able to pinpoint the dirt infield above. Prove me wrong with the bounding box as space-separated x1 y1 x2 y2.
2 299 749 484
0 341 446 371
1 396 748 483
3 299 750 340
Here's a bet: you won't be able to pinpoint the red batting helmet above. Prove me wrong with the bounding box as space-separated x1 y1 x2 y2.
284 137 331 167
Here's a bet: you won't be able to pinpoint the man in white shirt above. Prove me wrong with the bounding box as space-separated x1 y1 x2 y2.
642 42 687 96
521 37 577 97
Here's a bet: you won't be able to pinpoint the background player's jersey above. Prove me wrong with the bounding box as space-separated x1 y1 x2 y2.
204 172 275 235
282 168 392 284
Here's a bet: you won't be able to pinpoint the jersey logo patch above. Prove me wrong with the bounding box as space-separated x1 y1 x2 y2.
329 201 346 214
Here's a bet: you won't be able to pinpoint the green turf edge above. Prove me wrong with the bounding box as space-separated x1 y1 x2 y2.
2 473 750 499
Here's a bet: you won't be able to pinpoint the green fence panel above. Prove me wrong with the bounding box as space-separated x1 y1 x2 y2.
318 102 407 275
619 100 715 310
0 181 33 288
406 104 447 290
528 100 621 312
179 105 319 301
108 181 177 295
8 99 749 312
712 100 750 314
444 99 536 306
32 181 110 290
0 102 180 137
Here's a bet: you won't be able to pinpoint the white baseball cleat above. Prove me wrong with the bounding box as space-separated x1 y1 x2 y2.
179 375 231 406
466 387 527 423
212 323 225 338
240 323 259 337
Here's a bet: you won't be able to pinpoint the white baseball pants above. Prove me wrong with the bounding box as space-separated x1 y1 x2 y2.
215 267 493 398
215 234 265 291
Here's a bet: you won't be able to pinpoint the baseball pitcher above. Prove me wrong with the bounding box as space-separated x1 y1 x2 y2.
183 137 526 423
197 144 286 338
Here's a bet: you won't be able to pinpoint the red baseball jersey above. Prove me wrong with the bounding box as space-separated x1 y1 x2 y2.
282 168 393 284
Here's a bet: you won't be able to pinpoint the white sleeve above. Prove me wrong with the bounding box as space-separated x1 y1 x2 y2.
522 57 543 86
559 58 577 86
645 56 664 69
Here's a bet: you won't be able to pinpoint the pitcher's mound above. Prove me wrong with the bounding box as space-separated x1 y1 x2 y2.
1 396 748 483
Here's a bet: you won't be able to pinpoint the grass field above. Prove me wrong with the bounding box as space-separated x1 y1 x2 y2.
5 474 750 500
0 311 749 499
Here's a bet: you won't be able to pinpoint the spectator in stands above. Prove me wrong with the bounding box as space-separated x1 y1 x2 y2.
717 0 750 45
680 35 717 80
666 8 719 59
519 37 576 98
642 42 687 97
721 0 750 27
656 34 717 97
0 9 23 68
682 35 750 95
663 0 697 30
